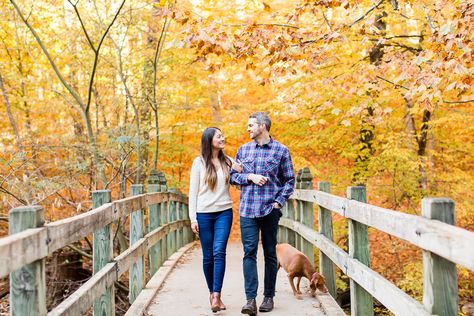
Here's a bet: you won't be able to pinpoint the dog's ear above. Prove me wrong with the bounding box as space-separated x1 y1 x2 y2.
311 273 328 293
310 272 319 284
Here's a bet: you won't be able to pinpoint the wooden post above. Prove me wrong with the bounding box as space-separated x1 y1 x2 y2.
92 190 114 316
9 205 46 316
168 188 177 258
158 172 168 261
175 190 182 249
129 184 144 304
318 182 337 298
278 201 288 243
422 198 458 316
184 202 193 244
347 186 373 316
182 199 188 244
148 170 162 276
295 169 303 250
300 167 314 264
287 197 296 247
162 191 169 260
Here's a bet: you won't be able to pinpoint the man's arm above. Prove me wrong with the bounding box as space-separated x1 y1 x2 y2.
230 148 268 186
230 148 251 185
274 148 295 207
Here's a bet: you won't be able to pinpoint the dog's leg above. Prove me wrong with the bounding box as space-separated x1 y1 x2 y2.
287 274 302 300
296 277 302 294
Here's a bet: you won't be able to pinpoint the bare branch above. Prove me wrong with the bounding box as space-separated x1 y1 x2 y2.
422 5 436 32
322 10 332 30
376 75 409 90
9 0 85 108
0 185 27 205
67 0 96 52
85 0 127 113
349 0 384 27
67 244 92 259
443 99 474 104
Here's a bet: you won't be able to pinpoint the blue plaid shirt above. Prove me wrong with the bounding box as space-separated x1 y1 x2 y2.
231 138 295 218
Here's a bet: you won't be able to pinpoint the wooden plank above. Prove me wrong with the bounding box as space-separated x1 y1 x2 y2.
47 203 114 253
317 182 336 298
115 221 187 278
279 219 433 316
48 263 117 316
92 190 114 316
9 205 47 316
168 192 188 204
0 228 48 278
422 198 458 316
113 195 146 222
130 184 145 304
347 186 373 316
116 237 148 278
146 223 171 249
125 242 197 316
146 192 167 205
292 189 474 272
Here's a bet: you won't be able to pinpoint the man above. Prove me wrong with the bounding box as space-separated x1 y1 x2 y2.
231 112 295 314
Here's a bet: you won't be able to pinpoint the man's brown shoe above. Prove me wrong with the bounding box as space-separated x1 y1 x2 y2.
259 297 274 312
241 299 257 315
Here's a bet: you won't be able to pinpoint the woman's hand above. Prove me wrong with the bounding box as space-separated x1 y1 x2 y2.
191 222 199 235
232 161 243 173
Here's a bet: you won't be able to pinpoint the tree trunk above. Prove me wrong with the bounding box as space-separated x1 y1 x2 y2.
0 72 31 203
404 95 432 194
208 75 222 123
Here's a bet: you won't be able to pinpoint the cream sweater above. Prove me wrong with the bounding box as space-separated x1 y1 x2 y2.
188 156 233 223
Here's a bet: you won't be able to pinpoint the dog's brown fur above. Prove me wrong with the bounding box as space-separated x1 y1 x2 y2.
276 243 327 299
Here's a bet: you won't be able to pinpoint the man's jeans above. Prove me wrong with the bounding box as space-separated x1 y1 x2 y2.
240 208 281 299
197 209 233 293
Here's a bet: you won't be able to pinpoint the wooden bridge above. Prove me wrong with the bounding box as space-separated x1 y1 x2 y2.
1 168 473 315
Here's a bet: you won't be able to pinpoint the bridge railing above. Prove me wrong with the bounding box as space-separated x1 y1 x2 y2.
1 171 193 316
279 167 474 316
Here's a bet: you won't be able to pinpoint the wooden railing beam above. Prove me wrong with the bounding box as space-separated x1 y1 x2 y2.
292 189 474 271
279 219 432 316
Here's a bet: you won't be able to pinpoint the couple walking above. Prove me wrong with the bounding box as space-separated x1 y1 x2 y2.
188 112 295 314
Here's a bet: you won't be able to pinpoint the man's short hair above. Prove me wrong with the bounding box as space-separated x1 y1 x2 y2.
249 112 271 131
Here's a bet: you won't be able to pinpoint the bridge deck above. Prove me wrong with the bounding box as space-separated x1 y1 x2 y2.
145 242 344 316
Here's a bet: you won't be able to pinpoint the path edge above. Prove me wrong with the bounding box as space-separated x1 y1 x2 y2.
125 241 198 316
317 292 347 316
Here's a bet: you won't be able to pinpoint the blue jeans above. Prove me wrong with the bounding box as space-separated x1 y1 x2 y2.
197 209 233 293
240 208 281 300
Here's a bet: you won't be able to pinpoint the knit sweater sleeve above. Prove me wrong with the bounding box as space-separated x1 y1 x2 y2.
188 157 201 223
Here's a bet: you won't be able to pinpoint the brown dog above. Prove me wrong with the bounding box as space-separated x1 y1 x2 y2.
276 243 327 299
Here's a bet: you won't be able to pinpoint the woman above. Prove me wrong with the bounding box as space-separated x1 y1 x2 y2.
188 127 241 313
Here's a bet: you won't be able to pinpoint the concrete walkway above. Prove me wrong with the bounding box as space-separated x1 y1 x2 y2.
146 242 344 316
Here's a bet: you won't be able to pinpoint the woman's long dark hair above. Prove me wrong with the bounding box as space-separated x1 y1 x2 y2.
201 127 232 191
